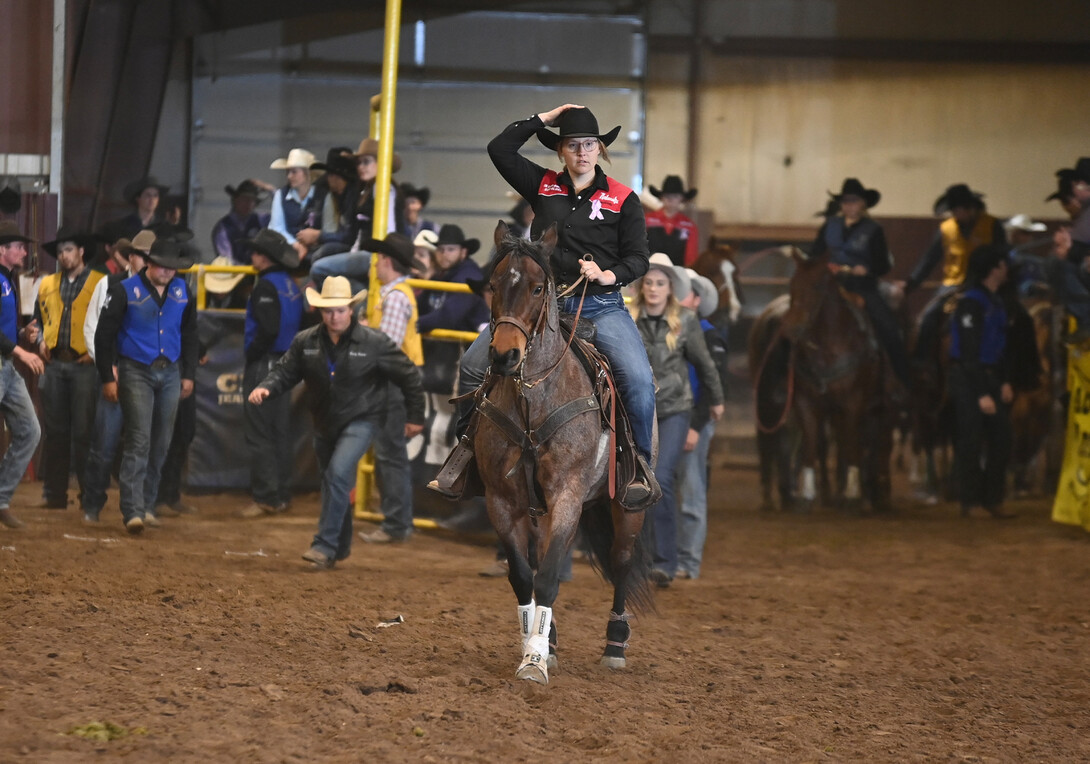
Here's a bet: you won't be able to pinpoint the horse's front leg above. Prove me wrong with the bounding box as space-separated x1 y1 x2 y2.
486 496 537 671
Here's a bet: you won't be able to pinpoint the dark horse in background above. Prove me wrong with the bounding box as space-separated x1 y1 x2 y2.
776 248 893 511
475 221 653 685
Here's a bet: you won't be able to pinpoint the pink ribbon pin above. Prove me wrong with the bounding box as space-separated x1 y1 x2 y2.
589 199 604 221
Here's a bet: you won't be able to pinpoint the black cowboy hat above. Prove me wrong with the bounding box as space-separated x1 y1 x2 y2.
242 228 300 269
536 107 621 151
146 236 194 271
831 177 880 208
311 147 358 182
362 232 417 272
933 183 984 215
1046 169 1078 202
225 179 268 201
42 226 96 260
0 220 34 245
436 224 480 256
123 176 169 204
649 175 697 201
400 183 430 207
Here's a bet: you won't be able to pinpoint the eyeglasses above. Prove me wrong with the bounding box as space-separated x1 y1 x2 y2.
563 139 600 153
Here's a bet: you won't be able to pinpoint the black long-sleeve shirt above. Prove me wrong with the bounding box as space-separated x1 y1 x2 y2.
94 270 199 383
245 269 283 363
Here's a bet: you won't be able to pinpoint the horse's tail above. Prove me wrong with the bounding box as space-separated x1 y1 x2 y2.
578 499 656 614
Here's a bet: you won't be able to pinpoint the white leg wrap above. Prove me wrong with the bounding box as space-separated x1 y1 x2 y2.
526 605 552 659
800 467 816 500
517 601 536 649
845 466 861 500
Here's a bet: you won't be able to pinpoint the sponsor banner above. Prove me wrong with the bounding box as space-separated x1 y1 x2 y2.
1052 347 1090 531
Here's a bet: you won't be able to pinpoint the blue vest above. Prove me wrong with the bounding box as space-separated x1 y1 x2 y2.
117 274 190 365
950 287 1007 365
824 216 879 269
279 184 322 237
0 270 18 345
244 270 304 353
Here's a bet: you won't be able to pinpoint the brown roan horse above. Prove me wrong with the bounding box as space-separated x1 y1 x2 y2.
477 221 652 685
779 248 891 511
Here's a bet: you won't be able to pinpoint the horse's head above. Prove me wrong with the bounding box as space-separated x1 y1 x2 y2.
692 235 743 322
780 246 833 342
487 220 559 377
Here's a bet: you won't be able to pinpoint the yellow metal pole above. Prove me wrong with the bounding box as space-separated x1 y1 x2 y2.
357 0 403 522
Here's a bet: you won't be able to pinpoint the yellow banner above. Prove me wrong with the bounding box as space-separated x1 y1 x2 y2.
1052 346 1090 531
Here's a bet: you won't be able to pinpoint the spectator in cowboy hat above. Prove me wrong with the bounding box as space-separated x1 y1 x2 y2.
94 235 198 534
203 256 252 309
32 227 106 509
353 138 404 238
645 175 700 267
1050 158 1090 338
248 275 425 570
99 176 169 243
412 228 439 281
268 147 321 255
356 233 423 544
212 179 271 265
81 231 152 524
297 148 361 263
1004 214 1053 298
0 220 44 529
400 183 436 241
238 229 304 520
416 224 489 334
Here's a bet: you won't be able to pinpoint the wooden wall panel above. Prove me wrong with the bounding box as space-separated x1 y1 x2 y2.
0 0 52 155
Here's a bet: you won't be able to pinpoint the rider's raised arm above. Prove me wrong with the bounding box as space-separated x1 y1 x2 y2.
487 116 548 204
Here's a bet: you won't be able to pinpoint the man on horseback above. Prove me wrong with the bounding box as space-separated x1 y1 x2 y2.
432 104 659 510
809 178 910 386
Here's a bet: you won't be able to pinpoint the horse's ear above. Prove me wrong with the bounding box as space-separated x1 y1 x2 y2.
494 219 510 249
539 223 558 256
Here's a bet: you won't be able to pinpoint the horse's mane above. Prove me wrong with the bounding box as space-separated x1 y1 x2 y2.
485 233 556 287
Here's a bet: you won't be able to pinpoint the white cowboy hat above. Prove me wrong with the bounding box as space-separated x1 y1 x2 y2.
305 275 367 308
413 229 439 252
647 252 691 302
685 268 719 319
204 256 248 294
270 148 317 170
1004 213 1047 233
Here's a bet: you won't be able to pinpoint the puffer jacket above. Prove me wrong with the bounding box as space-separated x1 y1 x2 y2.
637 308 724 419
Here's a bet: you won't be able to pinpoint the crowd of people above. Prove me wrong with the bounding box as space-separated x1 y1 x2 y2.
0 101 1085 573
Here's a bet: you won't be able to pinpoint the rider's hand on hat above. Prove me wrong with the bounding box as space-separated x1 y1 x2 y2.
537 103 585 127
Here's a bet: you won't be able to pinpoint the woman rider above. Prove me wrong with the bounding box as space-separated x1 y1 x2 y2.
439 104 658 509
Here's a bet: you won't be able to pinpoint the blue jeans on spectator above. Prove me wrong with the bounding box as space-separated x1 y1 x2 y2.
312 417 379 560
244 355 294 508
308 241 350 265
676 419 715 578
374 383 412 539
645 411 690 578
459 290 656 460
117 359 181 523
39 359 98 503
0 361 42 508
309 251 372 293
81 392 123 519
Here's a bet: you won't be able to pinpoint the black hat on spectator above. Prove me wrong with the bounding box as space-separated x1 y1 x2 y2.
0 220 33 245
362 233 417 273
242 228 300 269
831 177 880 208
1046 169 1078 202
400 183 430 207
933 183 984 215
312 148 359 182
649 175 698 201
436 224 480 256
536 107 621 150
123 176 169 204
43 226 95 261
225 179 268 201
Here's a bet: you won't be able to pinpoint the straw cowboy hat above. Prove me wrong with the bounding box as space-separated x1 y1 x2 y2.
647 252 691 301
650 175 697 201
414 229 438 252
536 107 621 150
270 148 317 170
830 177 880 208
242 228 300 269
204 256 248 294
130 229 156 254
305 275 366 309
354 138 402 173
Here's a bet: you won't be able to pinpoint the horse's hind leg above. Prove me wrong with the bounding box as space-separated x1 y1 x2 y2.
601 506 646 669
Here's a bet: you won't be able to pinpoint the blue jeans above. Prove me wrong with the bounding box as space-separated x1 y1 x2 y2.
117 359 181 522
646 411 690 577
309 251 372 293
39 360 98 502
373 384 412 539
0 361 41 508
458 290 656 460
676 419 715 578
312 417 379 560
81 391 123 517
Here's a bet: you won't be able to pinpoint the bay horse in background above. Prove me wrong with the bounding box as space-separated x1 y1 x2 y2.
475 221 653 685
779 248 893 512
692 236 744 329
1010 298 1058 495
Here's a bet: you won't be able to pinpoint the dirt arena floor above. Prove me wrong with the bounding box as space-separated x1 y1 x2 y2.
2 455 1089 763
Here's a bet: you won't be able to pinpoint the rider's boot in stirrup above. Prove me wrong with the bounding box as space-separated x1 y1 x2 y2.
619 453 662 512
428 436 475 499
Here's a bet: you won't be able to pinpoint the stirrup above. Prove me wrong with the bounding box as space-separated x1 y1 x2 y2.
429 436 475 500
619 455 661 512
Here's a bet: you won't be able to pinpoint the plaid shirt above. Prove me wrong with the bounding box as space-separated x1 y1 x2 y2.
56 268 92 353
377 275 413 348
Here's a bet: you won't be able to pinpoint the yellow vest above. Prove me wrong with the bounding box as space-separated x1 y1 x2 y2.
940 214 997 287
367 280 423 365
37 269 105 355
